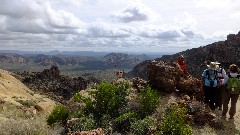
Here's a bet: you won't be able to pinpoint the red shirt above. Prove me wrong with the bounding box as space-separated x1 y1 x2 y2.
177 60 188 74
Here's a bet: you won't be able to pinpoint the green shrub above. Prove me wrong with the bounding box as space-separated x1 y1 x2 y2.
159 105 192 135
71 114 96 131
130 117 155 135
139 86 160 118
94 82 127 119
73 93 94 114
116 80 131 92
17 100 36 107
113 111 136 133
47 105 69 127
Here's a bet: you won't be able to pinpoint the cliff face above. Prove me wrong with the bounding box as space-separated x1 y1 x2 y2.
128 31 240 79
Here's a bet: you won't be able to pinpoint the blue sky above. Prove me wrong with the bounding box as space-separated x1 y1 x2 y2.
0 0 240 53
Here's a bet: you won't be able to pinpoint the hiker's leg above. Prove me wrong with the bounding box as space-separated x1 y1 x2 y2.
215 85 223 108
229 94 239 117
204 86 211 105
209 87 217 110
222 90 231 116
218 85 224 109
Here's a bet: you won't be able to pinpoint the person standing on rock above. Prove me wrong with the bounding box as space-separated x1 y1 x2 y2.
222 64 240 119
177 55 188 76
200 62 221 110
215 62 227 110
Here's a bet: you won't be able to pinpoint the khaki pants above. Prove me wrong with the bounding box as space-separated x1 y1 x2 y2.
222 89 239 117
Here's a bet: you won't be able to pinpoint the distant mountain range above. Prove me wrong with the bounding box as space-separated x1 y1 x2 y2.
0 52 167 73
0 50 172 58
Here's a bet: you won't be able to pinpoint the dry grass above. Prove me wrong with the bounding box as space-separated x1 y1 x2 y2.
0 116 49 135
0 102 48 135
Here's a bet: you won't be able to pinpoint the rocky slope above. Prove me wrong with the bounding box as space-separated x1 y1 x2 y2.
17 65 93 104
128 31 240 79
0 69 56 120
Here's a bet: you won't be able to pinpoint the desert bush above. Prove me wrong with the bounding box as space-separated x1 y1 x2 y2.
130 117 155 135
139 85 160 118
17 99 36 107
93 82 127 119
99 114 113 133
159 105 192 135
0 116 48 135
113 111 136 133
116 80 131 91
68 82 161 134
47 105 69 127
70 114 96 131
73 93 94 114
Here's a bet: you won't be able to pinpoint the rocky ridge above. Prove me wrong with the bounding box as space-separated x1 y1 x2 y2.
17 65 93 104
128 31 240 79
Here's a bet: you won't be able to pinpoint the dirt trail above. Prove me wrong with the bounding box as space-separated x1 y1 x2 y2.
193 98 240 135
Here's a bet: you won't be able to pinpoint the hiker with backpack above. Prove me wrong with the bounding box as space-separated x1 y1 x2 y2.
200 62 221 110
221 64 240 119
215 62 227 110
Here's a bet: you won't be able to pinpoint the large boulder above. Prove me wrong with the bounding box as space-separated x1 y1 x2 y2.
146 60 200 93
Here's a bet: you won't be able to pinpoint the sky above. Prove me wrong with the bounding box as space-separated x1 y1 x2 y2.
0 0 240 53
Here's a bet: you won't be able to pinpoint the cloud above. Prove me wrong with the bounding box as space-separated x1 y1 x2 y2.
194 0 232 9
46 3 85 29
0 0 239 52
0 0 85 34
230 11 240 18
209 30 235 40
86 24 131 38
112 3 159 23
0 0 42 19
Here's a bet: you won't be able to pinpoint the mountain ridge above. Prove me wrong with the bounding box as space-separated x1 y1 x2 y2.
128 31 240 79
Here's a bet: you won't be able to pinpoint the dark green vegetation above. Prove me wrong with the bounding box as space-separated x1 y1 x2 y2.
47 105 69 127
159 105 192 135
47 82 192 134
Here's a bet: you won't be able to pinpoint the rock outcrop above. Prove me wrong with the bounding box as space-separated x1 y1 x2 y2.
147 60 200 93
18 66 88 104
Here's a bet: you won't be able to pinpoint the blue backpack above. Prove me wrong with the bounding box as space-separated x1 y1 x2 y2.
205 69 218 87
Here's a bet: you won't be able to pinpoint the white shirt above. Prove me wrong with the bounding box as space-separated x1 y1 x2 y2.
223 72 239 85
217 68 227 83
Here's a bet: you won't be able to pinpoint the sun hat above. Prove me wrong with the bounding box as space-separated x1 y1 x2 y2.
207 62 217 70
205 60 211 65
229 64 239 73
215 61 221 65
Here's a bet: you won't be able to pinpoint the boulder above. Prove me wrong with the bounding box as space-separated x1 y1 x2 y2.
147 60 200 93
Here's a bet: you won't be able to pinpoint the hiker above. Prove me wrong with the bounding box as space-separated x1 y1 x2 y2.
115 70 124 78
222 64 240 119
205 60 211 69
200 62 221 110
215 62 227 110
177 55 188 76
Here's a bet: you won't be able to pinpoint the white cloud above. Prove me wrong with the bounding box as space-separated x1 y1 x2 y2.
111 3 160 23
0 0 239 52
230 11 240 18
46 3 85 29
0 0 42 19
194 0 232 9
